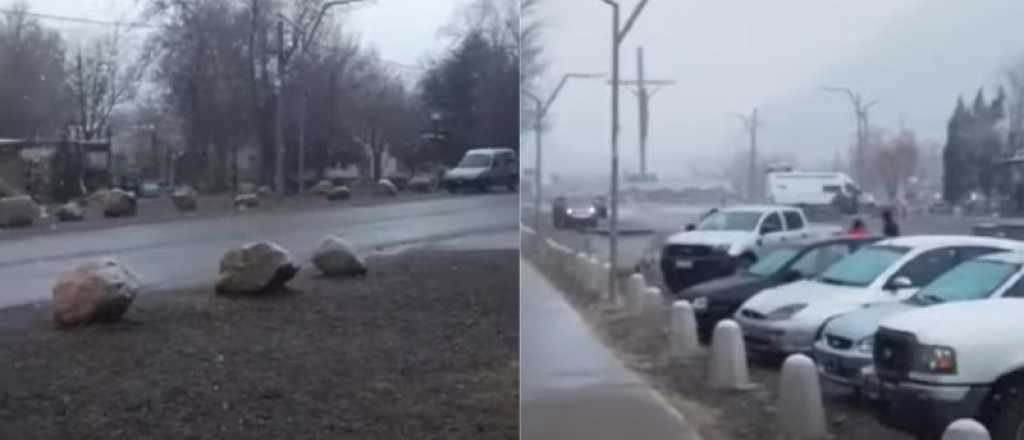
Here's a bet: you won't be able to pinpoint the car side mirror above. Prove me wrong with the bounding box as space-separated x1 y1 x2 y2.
685 223 696 231
886 276 912 292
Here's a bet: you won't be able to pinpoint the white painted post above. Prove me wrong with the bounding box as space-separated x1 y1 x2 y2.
642 286 663 317
708 320 752 389
942 419 991 440
670 300 700 359
626 273 646 312
778 354 827 439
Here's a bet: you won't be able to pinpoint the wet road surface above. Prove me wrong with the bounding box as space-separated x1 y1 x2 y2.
0 194 518 308
521 260 702 440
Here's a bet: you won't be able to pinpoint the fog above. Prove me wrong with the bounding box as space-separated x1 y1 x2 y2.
528 0 1024 181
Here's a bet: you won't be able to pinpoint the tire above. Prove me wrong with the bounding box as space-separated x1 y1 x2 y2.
986 379 1024 440
447 184 457 194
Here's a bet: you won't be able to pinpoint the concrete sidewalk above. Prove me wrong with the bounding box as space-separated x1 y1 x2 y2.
521 260 702 440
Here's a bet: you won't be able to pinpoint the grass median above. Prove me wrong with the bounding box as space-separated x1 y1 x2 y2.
0 249 518 440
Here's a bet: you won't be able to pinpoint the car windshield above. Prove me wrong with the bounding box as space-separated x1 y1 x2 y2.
912 259 1021 304
696 211 761 231
817 245 910 288
748 246 801 277
458 154 491 168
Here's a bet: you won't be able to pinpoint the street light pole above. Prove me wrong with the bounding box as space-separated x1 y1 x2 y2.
524 73 603 230
599 0 650 301
731 108 761 201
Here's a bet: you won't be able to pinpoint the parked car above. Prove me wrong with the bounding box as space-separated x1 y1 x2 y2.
138 181 161 198
866 298 1024 439
815 247 1024 393
680 236 879 342
660 205 843 293
442 148 517 193
733 235 1022 357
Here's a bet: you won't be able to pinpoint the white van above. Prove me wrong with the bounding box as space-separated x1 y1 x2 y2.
765 171 862 206
442 148 518 193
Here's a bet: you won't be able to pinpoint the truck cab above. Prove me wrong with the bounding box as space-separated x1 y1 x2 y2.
868 297 1024 439
659 205 842 292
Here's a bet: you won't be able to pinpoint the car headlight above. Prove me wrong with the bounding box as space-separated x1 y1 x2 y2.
766 303 807 321
692 296 708 311
856 336 874 354
913 345 957 374
588 206 596 214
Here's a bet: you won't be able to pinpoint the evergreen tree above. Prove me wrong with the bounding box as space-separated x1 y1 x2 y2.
943 97 969 203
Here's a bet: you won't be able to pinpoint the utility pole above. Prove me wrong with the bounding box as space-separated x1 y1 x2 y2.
821 86 878 184
524 73 603 230
599 0 650 301
615 46 675 179
731 108 760 201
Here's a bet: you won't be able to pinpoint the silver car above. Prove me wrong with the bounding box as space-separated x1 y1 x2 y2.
813 250 1024 391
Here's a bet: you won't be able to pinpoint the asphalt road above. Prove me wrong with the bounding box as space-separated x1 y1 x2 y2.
521 260 703 440
0 194 518 308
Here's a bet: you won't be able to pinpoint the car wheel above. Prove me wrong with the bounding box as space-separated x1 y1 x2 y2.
985 378 1024 440
447 184 457 194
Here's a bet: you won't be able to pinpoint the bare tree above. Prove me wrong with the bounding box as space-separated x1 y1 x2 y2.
65 30 148 140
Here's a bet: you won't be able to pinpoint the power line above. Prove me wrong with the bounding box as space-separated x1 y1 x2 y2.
0 8 157 29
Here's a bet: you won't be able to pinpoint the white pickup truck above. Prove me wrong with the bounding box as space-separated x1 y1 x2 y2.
867 298 1024 439
659 205 844 293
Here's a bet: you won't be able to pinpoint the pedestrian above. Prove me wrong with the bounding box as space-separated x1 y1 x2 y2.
849 218 867 237
881 209 900 237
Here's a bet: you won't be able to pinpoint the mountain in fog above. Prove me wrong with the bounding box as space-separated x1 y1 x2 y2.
758 0 1024 169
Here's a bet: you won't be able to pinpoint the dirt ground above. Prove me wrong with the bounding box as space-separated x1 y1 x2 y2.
525 241 913 440
0 249 518 440
0 187 453 242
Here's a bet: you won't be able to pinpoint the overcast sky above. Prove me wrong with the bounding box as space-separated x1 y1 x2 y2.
529 0 1024 180
11 0 458 68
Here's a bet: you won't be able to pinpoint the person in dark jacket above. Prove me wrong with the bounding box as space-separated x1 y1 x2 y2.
881 209 900 237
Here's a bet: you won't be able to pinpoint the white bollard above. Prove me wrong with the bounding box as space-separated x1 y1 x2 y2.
641 286 663 317
626 273 646 312
587 257 603 294
602 262 613 302
942 419 990 440
670 300 700 359
708 320 752 389
575 252 589 286
778 354 827 439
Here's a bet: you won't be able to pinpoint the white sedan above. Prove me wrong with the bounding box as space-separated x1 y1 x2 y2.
733 235 1023 356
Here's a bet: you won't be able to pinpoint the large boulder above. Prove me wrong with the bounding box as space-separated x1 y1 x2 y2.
0 195 37 227
55 202 85 222
238 182 256 194
312 235 367 277
234 193 260 210
102 189 137 218
215 241 299 294
408 175 435 193
172 186 199 211
52 258 140 326
376 179 398 197
310 180 332 196
326 185 351 201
